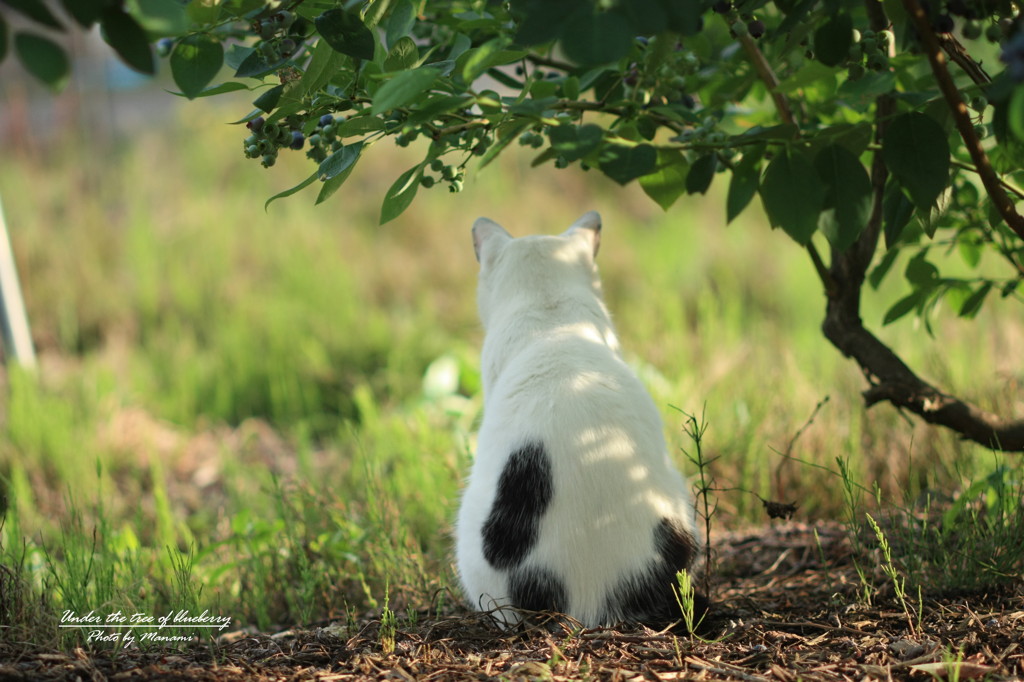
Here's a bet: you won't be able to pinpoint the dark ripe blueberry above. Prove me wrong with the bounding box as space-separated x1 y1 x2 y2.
289 130 305 150
713 0 731 13
280 38 296 55
247 116 265 132
319 114 334 127
934 14 955 33
681 94 697 109
748 19 766 38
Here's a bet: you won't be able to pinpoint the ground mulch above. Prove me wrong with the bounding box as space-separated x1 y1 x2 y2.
3 521 1021 681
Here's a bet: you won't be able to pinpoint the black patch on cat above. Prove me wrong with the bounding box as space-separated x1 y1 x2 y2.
510 566 567 614
482 442 553 571
604 517 709 630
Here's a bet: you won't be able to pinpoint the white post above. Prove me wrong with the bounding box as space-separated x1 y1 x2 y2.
0 193 36 369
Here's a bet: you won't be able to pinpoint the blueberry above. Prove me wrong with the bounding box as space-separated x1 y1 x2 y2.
748 19 766 38
247 116 265 132
156 38 174 57
289 130 305 150
309 133 322 147
319 114 334 127
934 14 955 33
262 154 277 167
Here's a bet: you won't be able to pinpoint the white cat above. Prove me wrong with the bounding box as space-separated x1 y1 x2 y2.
455 211 705 629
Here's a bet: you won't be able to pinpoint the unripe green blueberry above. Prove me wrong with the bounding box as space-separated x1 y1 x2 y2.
262 154 276 167
263 121 280 138
449 179 463 193
321 124 335 137
731 20 748 36
441 165 456 181
260 21 276 40
430 158 445 172
974 123 987 139
273 10 295 28
308 133 322 147
867 53 888 71
244 134 257 147
971 95 988 112
420 175 435 188
985 23 1002 42
851 29 862 43
962 20 982 39
246 144 259 157
848 63 866 80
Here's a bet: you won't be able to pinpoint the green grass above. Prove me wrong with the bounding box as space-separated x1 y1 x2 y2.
0 101 1021 650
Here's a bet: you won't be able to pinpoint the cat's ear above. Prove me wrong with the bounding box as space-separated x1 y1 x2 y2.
473 217 513 263
564 211 601 258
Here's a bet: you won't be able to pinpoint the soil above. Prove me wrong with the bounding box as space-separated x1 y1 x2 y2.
2 521 1022 681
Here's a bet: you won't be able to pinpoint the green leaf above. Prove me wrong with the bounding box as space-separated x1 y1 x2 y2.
814 144 871 252
882 112 950 213
315 9 376 61
512 0 588 45
813 13 852 67
133 0 189 37
599 144 657 185
380 165 423 224
335 116 386 137
869 248 899 289
560 8 634 66
170 34 223 99
60 0 105 27
253 84 284 113
101 8 155 74
959 282 992 318
384 0 416 48
883 181 914 249
661 0 705 35
318 142 363 181
14 32 69 90
385 36 419 71
639 149 688 211
371 67 441 114
883 291 923 325
726 164 759 224
265 171 319 210
297 39 350 98
685 153 717 195
168 81 248 98
460 37 507 84
233 47 286 79
548 124 603 162
1008 86 1024 142
904 252 938 286
5 0 63 30
316 158 360 205
759 149 825 245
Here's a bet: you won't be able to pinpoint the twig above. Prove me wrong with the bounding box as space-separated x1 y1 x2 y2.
773 396 831 499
